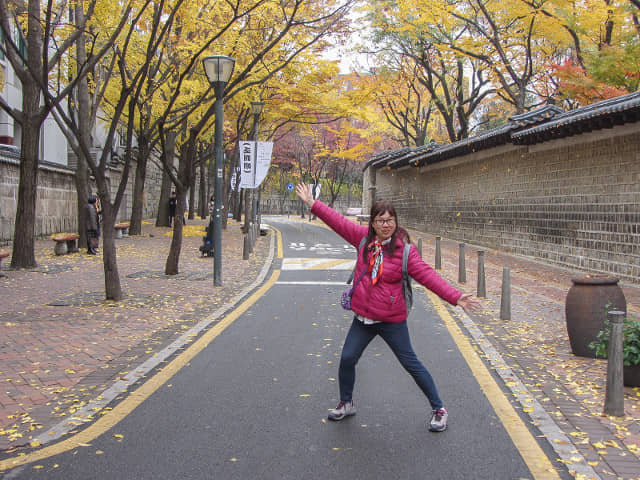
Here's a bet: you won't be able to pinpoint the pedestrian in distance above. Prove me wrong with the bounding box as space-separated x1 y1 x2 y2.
168 192 177 227
86 195 100 255
208 194 215 218
184 194 189 225
295 182 480 432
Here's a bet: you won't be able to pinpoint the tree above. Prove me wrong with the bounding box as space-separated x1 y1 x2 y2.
155 0 355 276
50 0 186 299
0 0 128 269
363 63 434 147
363 1 494 142
314 120 366 207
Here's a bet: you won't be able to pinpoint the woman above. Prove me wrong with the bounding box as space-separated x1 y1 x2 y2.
295 183 480 432
86 195 100 255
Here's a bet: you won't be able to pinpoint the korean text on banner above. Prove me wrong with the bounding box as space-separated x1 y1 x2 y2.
239 141 255 189
239 141 273 188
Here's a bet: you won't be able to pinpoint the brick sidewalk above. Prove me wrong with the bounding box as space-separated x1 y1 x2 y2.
0 219 271 452
1 216 639 479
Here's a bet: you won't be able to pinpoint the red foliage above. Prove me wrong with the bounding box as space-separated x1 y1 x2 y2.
549 61 628 105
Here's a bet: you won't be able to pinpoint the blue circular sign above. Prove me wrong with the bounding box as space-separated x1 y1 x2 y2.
286 183 294 191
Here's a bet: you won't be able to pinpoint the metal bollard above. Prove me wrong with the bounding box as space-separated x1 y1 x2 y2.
458 243 466 283
500 267 511 320
435 237 442 270
243 234 250 260
417 238 423 258
604 310 626 416
477 251 486 298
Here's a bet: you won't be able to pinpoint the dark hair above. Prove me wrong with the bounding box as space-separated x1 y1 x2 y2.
362 200 410 262
88 195 97 204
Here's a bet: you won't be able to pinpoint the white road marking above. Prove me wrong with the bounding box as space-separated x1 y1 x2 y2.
282 258 355 270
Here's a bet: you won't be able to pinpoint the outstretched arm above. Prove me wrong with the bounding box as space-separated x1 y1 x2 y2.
295 182 315 208
457 293 481 315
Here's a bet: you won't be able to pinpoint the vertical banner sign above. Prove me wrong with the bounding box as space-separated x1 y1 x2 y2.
239 141 273 188
254 141 273 187
239 141 255 189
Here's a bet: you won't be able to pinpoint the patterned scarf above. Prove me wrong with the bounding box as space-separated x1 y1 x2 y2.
368 238 387 285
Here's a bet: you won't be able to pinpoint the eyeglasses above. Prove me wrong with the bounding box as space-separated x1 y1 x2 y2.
374 217 396 226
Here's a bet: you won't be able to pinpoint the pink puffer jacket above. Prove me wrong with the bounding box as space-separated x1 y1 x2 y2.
311 201 462 323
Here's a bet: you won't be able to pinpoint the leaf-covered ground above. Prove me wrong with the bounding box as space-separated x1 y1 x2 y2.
412 232 640 480
0 219 269 451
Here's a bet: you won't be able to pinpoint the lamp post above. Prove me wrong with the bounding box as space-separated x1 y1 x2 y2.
250 101 264 235
203 55 235 286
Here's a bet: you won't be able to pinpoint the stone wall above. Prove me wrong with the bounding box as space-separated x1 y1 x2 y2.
0 152 164 243
260 193 361 217
371 123 640 282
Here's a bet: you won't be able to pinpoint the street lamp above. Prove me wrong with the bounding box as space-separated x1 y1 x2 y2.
250 101 264 233
203 55 235 286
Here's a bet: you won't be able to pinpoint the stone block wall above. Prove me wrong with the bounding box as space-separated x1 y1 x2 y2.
0 152 164 243
260 193 360 216
373 124 640 282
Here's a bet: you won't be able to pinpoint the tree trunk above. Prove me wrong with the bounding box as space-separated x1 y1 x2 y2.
156 165 172 227
198 152 207 218
11 0 44 269
90 173 122 300
100 200 122 300
156 131 176 227
243 189 252 232
129 140 149 235
74 1 91 249
164 191 186 275
75 157 90 248
11 91 41 269
235 189 243 222
188 178 196 220
164 139 194 275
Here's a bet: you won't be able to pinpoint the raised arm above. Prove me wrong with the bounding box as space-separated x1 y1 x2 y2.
295 182 315 208
296 182 367 247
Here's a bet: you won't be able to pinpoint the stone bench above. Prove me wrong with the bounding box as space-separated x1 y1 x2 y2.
115 222 130 238
0 250 9 277
356 214 370 225
52 234 80 255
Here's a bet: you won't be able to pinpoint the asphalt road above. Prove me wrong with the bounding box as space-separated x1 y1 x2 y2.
1 218 559 480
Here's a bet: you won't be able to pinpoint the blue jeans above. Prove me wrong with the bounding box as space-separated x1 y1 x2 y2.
338 317 443 410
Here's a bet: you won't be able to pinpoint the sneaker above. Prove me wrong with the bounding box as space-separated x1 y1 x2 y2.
429 408 448 432
328 400 356 421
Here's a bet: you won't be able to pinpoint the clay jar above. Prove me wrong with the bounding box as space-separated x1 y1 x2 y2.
565 275 626 358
